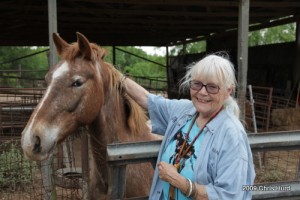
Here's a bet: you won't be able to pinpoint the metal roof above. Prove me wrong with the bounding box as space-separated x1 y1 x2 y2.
1 0 300 46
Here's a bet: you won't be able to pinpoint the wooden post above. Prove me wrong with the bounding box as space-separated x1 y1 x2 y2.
237 0 250 121
48 0 58 68
295 21 300 104
109 166 126 199
81 130 90 200
165 46 169 98
40 1 59 199
41 156 56 200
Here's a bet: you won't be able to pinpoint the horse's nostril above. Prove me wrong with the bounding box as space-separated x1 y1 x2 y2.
32 136 42 153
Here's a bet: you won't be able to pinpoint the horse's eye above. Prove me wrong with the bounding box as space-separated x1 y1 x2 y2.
71 80 83 87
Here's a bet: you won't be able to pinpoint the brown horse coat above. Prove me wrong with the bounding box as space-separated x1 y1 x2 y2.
21 32 161 199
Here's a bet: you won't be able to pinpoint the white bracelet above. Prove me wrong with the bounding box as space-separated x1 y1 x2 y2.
186 178 193 197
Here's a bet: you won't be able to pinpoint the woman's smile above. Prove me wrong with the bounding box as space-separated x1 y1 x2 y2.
195 97 212 103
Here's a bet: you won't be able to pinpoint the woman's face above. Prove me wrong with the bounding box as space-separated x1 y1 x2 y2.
190 76 232 119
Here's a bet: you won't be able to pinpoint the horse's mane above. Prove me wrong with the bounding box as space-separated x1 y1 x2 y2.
105 62 149 136
60 42 149 136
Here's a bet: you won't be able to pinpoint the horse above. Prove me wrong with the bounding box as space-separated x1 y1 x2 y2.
21 32 161 199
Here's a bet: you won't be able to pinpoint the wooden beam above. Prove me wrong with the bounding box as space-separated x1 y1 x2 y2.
48 0 58 68
237 0 249 121
294 20 300 90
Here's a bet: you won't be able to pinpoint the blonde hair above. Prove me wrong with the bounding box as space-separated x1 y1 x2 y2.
180 53 240 118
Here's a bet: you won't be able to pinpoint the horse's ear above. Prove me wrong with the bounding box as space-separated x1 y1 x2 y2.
53 33 69 56
76 32 92 60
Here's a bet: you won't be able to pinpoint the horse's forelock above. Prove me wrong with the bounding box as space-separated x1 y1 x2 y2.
59 42 107 63
91 44 107 60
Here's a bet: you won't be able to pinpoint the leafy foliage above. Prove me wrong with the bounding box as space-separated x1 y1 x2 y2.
249 23 296 46
169 41 206 56
0 142 37 191
0 46 48 75
103 46 167 78
0 46 48 87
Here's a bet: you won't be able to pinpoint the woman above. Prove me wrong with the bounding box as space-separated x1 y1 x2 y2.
122 53 255 200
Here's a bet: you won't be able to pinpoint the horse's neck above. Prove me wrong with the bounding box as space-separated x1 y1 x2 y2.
88 89 134 156
86 81 157 198
102 94 129 142
86 91 128 198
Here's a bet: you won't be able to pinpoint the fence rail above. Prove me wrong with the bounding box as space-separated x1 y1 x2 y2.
1 85 300 199
107 130 300 200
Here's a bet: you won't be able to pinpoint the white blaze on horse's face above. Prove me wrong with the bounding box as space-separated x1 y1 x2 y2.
21 62 74 160
21 32 106 161
53 61 69 79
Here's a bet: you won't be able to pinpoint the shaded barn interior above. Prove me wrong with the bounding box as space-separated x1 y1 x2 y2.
1 0 300 199
168 41 298 99
168 39 300 133
2 0 300 47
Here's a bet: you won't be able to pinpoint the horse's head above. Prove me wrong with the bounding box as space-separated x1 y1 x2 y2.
21 32 109 160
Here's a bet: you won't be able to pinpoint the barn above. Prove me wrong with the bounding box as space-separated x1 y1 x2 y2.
1 0 300 199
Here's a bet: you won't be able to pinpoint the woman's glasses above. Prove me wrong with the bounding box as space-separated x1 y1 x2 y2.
189 80 220 94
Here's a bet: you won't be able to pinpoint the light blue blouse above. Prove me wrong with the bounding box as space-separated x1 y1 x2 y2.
147 93 255 200
161 116 205 200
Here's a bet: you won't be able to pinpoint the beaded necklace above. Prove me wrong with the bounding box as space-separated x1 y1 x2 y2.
169 107 223 200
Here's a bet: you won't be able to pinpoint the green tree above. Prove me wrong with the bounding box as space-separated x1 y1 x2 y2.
103 46 166 78
249 23 296 46
169 41 206 56
168 23 295 53
0 46 48 87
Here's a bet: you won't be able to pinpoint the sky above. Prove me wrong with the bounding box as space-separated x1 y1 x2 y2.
137 46 166 56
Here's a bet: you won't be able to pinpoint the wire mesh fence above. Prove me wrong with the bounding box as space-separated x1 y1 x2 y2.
0 133 85 200
0 73 85 200
245 86 298 133
1 74 300 199
253 150 300 184
130 75 168 97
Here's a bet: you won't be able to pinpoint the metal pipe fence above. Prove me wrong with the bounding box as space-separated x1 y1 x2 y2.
107 131 300 200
